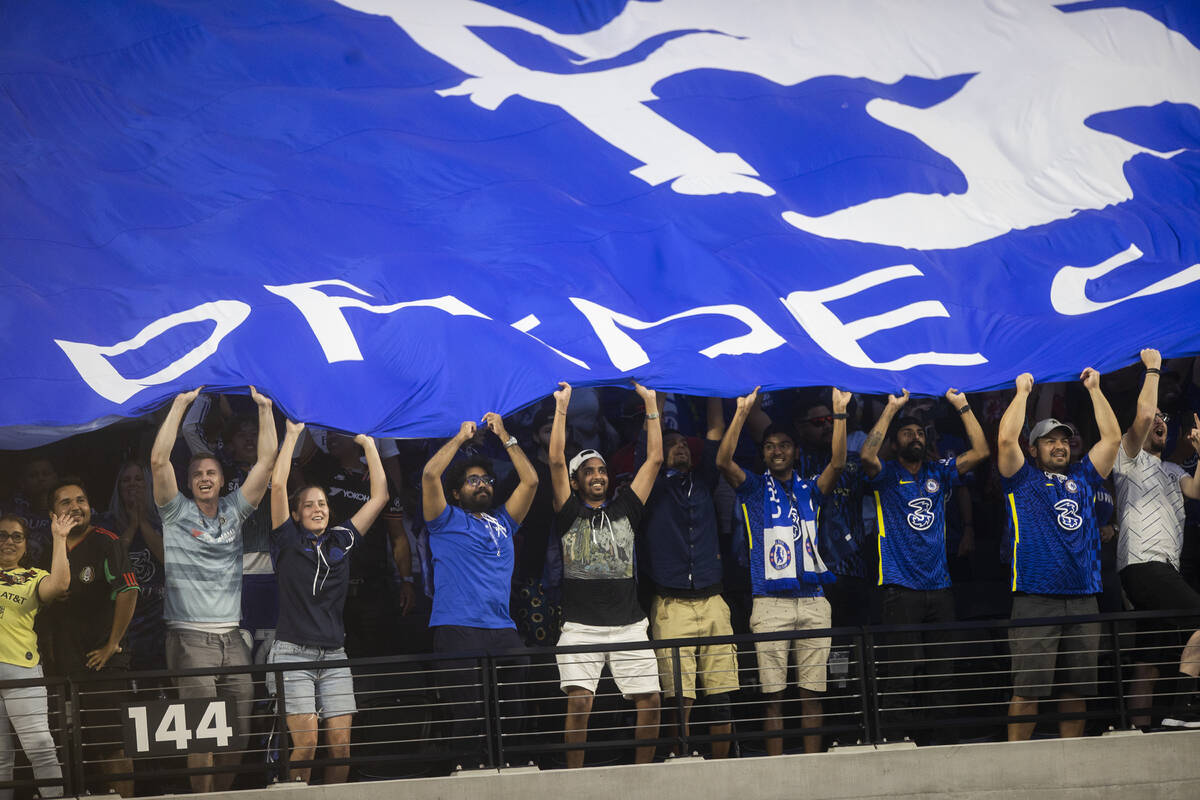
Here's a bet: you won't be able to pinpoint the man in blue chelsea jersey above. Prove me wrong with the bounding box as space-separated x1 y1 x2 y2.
860 387 990 742
997 369 1121 741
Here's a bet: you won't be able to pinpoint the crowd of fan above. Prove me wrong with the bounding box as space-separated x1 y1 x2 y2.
0 350 1198 795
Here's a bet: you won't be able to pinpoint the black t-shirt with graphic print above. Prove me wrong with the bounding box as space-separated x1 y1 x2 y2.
554 487 644 626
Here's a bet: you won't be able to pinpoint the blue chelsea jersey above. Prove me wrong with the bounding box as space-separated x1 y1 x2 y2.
1004 458 1104 595
868 458 961 590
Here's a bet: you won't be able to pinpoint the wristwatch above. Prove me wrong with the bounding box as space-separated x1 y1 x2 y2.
503 435 519 448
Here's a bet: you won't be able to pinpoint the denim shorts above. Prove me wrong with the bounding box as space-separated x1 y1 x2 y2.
267 640 357 719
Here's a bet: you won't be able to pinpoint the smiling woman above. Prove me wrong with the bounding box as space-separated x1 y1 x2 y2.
268 421 390 785
0 513 69 800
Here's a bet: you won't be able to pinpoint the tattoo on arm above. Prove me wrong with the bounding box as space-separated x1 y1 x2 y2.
865 432 883 449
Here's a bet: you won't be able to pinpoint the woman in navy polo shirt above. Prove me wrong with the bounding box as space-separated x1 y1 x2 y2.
269 420 388 784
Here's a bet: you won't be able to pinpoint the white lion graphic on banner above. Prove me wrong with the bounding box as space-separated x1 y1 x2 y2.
337 0 1200 249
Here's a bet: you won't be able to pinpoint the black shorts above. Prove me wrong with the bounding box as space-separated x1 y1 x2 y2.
1120 561 1200 665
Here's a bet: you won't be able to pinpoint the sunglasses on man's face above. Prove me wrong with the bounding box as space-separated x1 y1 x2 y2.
0 532 26 544
1154 412 1170 423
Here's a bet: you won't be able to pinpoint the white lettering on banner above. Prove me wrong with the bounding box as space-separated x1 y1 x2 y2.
264 279 490 363
338 0 1200 249
54 301 251 404
780 265 986 370
569 298 787 372
511 314 590 369
1050 244 1200 316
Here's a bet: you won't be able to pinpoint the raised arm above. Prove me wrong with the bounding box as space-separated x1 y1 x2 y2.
816 388 851 495
549 382 572 512
629 382 662 503
150 388 201 506
946 388 991 474
37 513 72 603
1182 415 1200 500
861 389 909 477
422 421 474 522
272 420 303 529
716 387 758 490
705 396 725 442
998 374 1033 478
1122 349 1161 458
481 412 538 524
236 387 278 508
1083 367 1121 478
349 435 389 533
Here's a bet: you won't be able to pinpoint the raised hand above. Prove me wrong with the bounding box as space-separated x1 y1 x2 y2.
553 381 572 410
1080 367 1100 391
1015 373 1034 394
482 412 508 441
1189 414 1200 453
831 388 852 413
249 385 272 408
175 387 203 405
632 381 656 405
887 389 910 409
353 433 373 448
50 512 73 540
1140 348 1162 370
457 420 477 441
735 386 761 413
944 388 968 410
285 419 306 437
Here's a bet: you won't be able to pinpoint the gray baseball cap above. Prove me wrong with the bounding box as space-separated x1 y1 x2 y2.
1029 418 1073 443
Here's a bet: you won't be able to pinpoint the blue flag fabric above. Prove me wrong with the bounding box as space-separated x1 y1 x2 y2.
2 0 1199 444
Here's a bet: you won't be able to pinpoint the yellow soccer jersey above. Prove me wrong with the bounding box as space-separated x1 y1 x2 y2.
0 567 47 666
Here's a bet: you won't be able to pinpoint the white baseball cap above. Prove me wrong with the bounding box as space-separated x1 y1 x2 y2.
568 449 605 477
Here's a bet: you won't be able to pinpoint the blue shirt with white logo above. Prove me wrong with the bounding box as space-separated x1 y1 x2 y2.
733 472 824 598
427 504 518 629
868 458 961 590
1004 457 1104 595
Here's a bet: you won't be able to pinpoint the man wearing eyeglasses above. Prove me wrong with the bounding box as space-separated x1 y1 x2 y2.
421 412 539 753
1112 348 1200 728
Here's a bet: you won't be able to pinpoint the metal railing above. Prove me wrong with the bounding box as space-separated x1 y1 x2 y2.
0 608 1196 795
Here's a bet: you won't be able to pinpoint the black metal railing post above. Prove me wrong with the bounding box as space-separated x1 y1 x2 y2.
487 656 506 767
1107 618 1129 730
480 656 497 768
859 628 883 744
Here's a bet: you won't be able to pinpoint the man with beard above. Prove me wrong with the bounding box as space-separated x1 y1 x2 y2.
421 412 538 755
718 386 851 755
641 396 738 758
1112 349 1200 728
151 386 277 793
549 381 662 768
860 388 990 743
998 369 1121 740
41 479 138 796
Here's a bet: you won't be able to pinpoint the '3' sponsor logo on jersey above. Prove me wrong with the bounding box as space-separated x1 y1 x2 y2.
1053 499 1082 531
906 498 936 531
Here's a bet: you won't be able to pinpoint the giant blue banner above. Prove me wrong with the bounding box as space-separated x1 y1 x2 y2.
2 0 1199 444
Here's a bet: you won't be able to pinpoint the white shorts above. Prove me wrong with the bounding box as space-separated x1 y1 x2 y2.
556 618 661 698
